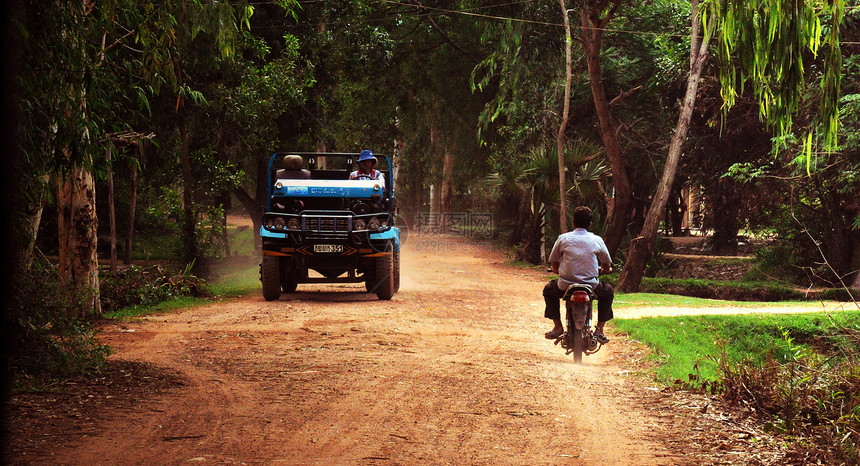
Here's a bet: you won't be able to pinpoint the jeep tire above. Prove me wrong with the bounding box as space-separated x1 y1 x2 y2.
279 259 298 293
364 260 376 293
393 248 401 293
373 243 395 300
261 255 281 301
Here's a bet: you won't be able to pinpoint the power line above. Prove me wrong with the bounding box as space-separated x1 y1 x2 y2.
378 0 563 28
248 0 860 45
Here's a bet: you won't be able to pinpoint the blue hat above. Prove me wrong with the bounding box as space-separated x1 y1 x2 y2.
358 150 377 165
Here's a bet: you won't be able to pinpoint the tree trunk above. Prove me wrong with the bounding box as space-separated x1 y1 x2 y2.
579 3 633 256
404 154 424 229
556 0 573 233
220 189 231 257
709 179 741 256
617 3 713 292
22 175 50 270
178 115 197 265
57 160 101 316
106 146 117 271
172 56 197 266
429 122 443 215
850 239 860 291
124 143 139 264
509 190 531 247
440 149 454 214
668 182 685 237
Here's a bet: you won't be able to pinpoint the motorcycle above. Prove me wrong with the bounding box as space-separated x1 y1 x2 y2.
554 283 605 363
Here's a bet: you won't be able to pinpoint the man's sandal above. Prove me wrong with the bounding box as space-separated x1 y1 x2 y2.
544 329 564 339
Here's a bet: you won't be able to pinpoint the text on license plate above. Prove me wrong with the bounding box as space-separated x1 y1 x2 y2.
314 244 343 253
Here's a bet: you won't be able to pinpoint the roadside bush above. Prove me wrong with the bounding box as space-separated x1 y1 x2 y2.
8 264 111 384
712 324 860 464
635 277 807 301
99 264 208 314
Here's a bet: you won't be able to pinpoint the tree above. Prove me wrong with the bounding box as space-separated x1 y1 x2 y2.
557 0 574 233
577 0 635 257
17 0 110 315
617 0 716 292
617 0 847 292
710 0 845 157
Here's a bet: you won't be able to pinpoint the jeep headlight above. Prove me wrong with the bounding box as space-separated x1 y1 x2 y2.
265 218 275 228
275 181 284 189
354 219 367 231
273 217 287 230
367 218 381 231
286 218 300 230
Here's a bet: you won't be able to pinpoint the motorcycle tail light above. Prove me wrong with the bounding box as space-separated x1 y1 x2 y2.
572 291 590 303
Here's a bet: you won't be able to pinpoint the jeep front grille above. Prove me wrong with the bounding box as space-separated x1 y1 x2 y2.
304 214 350 239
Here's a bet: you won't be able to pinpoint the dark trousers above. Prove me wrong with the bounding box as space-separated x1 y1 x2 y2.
543 280 614 323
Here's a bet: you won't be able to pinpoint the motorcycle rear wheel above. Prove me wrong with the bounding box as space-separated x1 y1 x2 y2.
571 329 584 363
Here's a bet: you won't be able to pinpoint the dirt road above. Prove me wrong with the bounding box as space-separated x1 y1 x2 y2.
12 235 710 464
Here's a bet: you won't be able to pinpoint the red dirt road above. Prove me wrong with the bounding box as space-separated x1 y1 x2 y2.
12 235 694 464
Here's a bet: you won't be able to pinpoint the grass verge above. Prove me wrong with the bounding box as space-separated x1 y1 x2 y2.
105 224 260 319
613 307 860 384
103 296 213 319
613 303 860 462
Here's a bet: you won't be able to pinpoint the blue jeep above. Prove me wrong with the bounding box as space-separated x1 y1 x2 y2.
259 152 401 300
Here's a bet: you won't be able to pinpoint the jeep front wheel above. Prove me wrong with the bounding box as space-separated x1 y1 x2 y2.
393 248 401 293
261 255 281 301
280 260 298 293
373 247 395 300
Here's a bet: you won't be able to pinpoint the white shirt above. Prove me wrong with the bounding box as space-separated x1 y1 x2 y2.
349 168 385 190
549 228 611 289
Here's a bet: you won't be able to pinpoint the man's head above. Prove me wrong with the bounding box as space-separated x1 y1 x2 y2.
357 150 377 172
572 206 593 229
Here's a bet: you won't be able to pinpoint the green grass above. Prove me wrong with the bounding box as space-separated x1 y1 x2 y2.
613 309 860 384
129 228 181 261
613 292 837 309
205 256 260 297
227 224 256 256
106 224 260 319
104 296 212 319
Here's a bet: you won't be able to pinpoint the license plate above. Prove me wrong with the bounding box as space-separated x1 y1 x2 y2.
314 244 343 253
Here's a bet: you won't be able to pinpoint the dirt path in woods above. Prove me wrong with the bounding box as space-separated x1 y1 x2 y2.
10 232 846 464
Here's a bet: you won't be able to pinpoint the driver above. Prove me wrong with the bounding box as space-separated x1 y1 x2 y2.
543 206 614 344
349 149 385 190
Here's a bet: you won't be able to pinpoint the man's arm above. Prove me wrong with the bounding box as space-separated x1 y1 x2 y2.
548 237 563 275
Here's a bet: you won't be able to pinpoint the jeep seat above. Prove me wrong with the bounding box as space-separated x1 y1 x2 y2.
276 155 310 180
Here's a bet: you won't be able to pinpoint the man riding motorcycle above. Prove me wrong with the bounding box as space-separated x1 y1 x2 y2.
542 206 614 343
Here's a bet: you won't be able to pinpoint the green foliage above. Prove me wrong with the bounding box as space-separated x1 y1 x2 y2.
8 264 111 383
705 0 845 156
205 256 262 298
614 310 859 382
617 309 860 462
104 297 211 320
99 264 208 314
712 322 860 463
634 276 809 301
